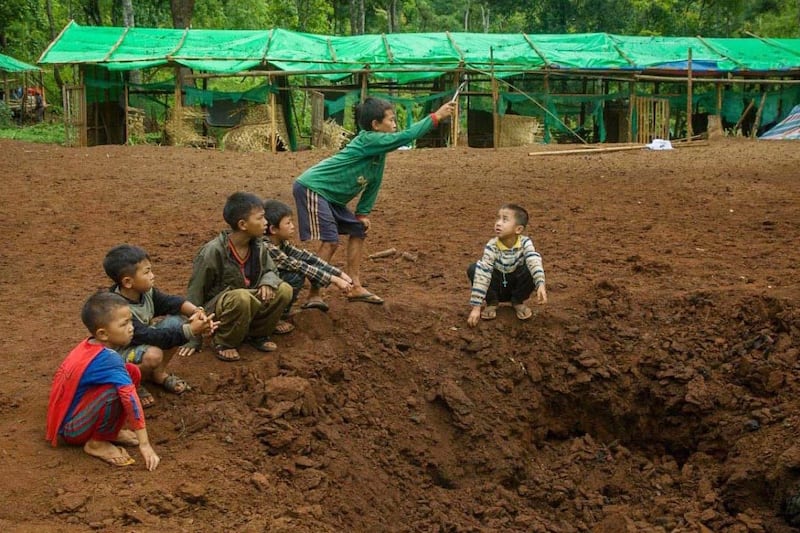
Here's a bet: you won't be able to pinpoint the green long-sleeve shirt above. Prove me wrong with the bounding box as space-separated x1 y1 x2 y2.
295 115 436 215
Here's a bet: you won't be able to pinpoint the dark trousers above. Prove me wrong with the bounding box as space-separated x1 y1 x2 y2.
467 263 534 305
279 269 306 317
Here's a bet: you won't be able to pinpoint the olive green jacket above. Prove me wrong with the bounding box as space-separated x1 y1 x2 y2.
187 231 282 310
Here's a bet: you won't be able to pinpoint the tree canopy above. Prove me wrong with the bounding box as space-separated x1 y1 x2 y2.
1 0 798 66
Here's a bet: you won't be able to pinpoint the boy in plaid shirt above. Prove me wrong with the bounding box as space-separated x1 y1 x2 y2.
263 199 353 329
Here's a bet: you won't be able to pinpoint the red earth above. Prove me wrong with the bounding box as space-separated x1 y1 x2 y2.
0 136 799 532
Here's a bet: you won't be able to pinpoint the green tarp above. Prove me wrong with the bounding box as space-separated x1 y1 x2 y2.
0 53 39 73
39 21 800 82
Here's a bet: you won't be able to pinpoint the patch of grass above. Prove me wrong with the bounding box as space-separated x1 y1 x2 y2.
0 122 65 144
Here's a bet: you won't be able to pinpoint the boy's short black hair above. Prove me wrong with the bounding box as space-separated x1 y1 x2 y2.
223 192 263 231
501 203 529 228
356 97 394 131
81 291 129 334
263 199 294 231
103 244 149 284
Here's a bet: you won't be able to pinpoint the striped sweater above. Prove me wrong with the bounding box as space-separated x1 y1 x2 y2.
266 240 343 286
470 235 545 306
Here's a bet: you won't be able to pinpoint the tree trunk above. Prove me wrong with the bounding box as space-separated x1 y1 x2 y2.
350 0 365 34
45 0 63 88
480 4 489 32
120 0 141 84
85 0 102 25
464 2 470 31
170 0 195 28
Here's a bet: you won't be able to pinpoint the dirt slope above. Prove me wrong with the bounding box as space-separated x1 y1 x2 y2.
0 137 798 532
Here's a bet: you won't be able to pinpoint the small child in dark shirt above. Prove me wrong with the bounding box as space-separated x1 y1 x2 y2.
104 244 217 407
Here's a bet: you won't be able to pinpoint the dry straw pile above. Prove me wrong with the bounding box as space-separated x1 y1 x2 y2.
498 114 542 146
223 104 290 152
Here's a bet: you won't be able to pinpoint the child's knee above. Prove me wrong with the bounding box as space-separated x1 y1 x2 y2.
140 347 165 368
275 282 293 303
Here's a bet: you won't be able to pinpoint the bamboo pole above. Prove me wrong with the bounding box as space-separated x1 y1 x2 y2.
124 84 129 144
452 71 461 147
750 91 768 138
490 47 499 150
733 100 755 133
687 48 693 138
529 140 708 156
270 80 277 153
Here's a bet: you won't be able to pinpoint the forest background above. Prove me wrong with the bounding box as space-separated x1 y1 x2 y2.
2 0 800 138
3 0 800 67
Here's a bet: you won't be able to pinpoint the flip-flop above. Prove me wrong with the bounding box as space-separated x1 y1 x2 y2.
301 300 330 312
274 320 295 334
160 374 190 395
346 292 384 305
137 386 156 408
213 344 241 362
514 304 533 321
246 337 278 352
480 305 497 320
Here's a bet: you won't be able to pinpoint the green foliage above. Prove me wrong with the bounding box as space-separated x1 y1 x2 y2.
0 122 65 144
0 102 13 127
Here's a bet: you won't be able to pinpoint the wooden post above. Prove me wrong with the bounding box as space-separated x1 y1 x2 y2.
628 81 636 143
2 72 8 106
270 77 277 154
687 47 693 139
123 84 129 144
173 65 182 125
751 90 768 138
491 47 499 150
360 71 368 102
716 83 723 118
451 71 460 147
79 67 87 147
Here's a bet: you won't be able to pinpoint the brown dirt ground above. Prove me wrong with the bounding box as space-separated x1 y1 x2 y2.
0 137 799 532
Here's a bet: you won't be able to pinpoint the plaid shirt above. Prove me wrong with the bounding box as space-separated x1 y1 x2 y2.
266 240 342 286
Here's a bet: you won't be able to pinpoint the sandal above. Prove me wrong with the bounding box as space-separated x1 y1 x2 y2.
246 337 278 352
514 304 532 321
160 374 190 395
213 344 241 362
480 305 498 321
274 320 295 334
137 386 155 409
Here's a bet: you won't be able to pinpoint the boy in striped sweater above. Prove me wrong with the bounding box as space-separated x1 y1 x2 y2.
467 204 548 327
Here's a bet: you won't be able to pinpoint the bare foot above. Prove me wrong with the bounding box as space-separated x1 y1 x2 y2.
84 440 136 467
114 429 139 447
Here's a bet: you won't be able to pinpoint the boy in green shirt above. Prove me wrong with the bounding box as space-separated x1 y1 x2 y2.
292 97 455 308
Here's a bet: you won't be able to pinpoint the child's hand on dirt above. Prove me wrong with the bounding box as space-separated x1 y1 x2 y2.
139 443 160 471
332 275 353 293
434 101 456 122
536 285 548 305
467 306 482 327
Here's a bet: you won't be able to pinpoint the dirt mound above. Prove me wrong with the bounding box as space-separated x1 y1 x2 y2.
0 138 799 531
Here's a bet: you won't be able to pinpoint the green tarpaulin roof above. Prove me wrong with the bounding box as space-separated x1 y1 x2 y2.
0 52 39 73
39 21 800 82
